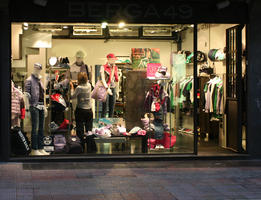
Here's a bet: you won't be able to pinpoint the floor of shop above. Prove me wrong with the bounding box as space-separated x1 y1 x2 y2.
198 139 239 156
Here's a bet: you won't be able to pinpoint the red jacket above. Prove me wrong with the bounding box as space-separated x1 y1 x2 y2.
103 63 118 85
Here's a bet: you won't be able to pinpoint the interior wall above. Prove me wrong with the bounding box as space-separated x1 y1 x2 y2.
47 39 177 83
181 24 236 75
11 24 23 60
181 24 237 148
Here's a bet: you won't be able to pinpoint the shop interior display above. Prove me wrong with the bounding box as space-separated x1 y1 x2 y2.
10 22 242 156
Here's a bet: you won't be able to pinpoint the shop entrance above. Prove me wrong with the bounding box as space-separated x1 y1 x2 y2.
197 24 247 155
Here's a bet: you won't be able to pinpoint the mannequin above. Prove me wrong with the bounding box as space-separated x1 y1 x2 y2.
70 51 92 120
70 50 92 84
100 53 119 118
24 63 49 156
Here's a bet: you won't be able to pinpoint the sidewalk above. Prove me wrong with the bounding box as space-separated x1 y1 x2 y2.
1 160 261 200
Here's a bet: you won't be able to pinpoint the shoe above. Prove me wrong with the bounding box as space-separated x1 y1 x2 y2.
49 121 59 132
158 144 165 149
30 150 44 156
39 149 50 155
65 57 70 64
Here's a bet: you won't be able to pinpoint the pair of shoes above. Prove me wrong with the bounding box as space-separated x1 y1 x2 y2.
59 57 70 64
30 149 50 156
39 149 50 155
155 144 164 150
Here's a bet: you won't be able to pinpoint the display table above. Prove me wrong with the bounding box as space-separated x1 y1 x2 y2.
94 137 127 154
94 135 148 154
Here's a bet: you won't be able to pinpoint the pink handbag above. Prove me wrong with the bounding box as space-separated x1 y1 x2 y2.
91 65 115 102
91 80 107 102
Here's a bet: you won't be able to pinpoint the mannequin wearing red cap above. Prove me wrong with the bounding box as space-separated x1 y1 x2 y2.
100 53 119 118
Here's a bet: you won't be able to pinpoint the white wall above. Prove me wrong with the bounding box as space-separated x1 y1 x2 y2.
181 24 236 75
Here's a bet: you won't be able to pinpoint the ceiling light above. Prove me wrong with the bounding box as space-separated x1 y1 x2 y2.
118 22 125 28
190 24 194 27
101 22 108 29
23 23 28 27
38 27 63 32
73 26 98 32
63 26 68 29
73 25 102 35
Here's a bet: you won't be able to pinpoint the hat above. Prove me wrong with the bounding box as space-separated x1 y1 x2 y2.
106 53 117 59
34 63 42 70
75 50 85 58
158 66 167 73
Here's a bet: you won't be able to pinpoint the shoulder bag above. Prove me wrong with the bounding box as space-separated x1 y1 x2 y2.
91 65 115 102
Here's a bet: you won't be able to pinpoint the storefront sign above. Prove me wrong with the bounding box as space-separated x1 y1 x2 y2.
10 0 248 23
68 2 193 21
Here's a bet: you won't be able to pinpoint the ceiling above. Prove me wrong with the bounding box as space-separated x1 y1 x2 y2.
18 23 194 40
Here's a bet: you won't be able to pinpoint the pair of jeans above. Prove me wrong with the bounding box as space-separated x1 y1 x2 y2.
101 88 116 118
30 106 45 150
75 107 96 153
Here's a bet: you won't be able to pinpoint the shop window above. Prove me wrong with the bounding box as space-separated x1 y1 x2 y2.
10 22 195 157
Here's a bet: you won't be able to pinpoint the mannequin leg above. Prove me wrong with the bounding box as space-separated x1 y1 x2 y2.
108 88 116 118
30 106 39 150
75 108 85 148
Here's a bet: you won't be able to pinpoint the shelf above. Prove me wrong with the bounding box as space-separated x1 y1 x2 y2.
116 63 131 65
146 77 170 80
49 66 70 70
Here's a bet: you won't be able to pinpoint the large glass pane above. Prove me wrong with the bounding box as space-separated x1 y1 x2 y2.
10 22 195 157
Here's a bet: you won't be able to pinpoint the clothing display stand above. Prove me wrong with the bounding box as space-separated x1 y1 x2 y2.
145 77 172 153
47 66 72 137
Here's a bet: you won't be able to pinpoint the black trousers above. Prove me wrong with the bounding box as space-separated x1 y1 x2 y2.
75 107 96 153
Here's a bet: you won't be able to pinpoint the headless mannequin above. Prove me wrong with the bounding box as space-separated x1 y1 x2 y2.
24 64 49 156
11 80 25 127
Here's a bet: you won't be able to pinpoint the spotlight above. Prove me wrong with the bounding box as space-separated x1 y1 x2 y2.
101 22 108 29
63 26 68 29
118 22 125 28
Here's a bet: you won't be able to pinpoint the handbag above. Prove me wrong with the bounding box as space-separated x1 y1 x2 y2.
91 65 115 102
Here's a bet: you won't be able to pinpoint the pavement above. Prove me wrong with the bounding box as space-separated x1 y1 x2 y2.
1 159 261 200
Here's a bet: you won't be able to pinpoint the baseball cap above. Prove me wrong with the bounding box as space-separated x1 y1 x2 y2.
34 63 42 70
75 50 85 58
106 53 117 59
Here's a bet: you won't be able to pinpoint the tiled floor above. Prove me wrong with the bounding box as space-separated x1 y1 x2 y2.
1 160 261 200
